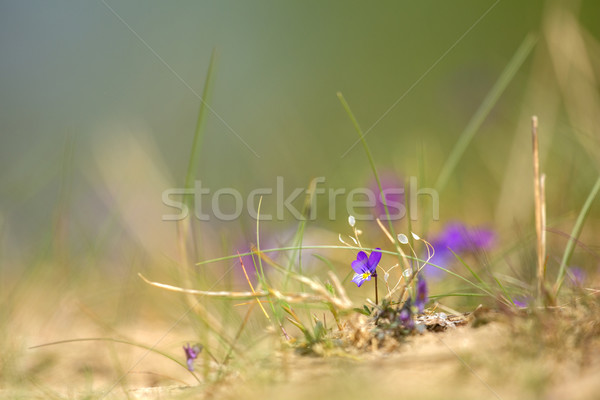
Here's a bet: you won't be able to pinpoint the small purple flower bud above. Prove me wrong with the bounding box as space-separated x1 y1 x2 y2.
415 277 428 314
399 303 414 330
183 343 202 371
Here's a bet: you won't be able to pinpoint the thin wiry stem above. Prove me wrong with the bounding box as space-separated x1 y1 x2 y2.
374 273 379 305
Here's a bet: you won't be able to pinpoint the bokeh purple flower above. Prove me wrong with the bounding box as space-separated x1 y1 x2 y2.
367 172 405 220
351 248 381 287
512 295 531 308
183 343 202 371
567 266 585 287
426 222 496 279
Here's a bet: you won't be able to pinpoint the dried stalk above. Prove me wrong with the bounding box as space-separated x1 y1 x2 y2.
139 273 353 311
532 116 547 301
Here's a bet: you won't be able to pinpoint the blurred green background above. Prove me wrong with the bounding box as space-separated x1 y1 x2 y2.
2 1 600 269
2 0 600 286
2 0 600 392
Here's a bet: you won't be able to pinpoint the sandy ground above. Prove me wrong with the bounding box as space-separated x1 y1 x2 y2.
6 321 599 400
3 281 600 400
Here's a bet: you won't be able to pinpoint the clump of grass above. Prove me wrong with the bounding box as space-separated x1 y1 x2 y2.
134 51 545 369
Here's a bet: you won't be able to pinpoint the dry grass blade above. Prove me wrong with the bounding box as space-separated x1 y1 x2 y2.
376 218 411 273
532 116 550 304
138 273 353 311
532 116 543 298
326 271 352 309
252 245 353 309
139 273 269 299
238 252 271 320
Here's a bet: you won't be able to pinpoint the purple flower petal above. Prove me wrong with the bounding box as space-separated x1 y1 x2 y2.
352 273 370 287
351 251 369 274
367 248 382 272
352 259 368 274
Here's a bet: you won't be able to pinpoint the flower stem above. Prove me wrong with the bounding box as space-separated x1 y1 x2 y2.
374 273 379 305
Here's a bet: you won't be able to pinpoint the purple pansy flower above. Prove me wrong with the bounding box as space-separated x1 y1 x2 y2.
415 277 429 314
183 343 202 371
426 222 495 279
351 248 382 287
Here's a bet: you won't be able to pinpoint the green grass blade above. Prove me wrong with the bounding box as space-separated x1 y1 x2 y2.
312 254 337 273
492 276 513 305
556 175 600 292
337 92 404 270
184 48 217 191
255 196 267 283
197 245 383 266
428 261 494 298
435 34 537 193
254 197 288 337
30 337 202 383
196 245 489 296
429 293 488 300
449 249 492 294
284 178 318 290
